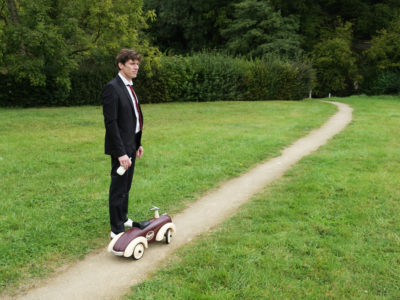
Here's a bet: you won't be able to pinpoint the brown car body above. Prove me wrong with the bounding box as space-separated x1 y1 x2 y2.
108 212 176 259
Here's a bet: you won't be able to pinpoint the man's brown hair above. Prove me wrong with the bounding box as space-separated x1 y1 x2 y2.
116 49 142 69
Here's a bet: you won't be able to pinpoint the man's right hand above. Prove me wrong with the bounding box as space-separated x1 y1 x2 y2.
118 155 132 170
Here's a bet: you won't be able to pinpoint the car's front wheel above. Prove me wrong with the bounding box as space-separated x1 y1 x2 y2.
133 243 145 260
165 228 173 244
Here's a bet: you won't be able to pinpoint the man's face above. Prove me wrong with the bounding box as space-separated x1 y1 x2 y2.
119 59 139 81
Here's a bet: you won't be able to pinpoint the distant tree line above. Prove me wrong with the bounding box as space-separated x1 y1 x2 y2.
144 0 399 54
0 0 399 106
144 0 400 96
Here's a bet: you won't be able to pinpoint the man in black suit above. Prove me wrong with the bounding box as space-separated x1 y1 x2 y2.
102 49 144 238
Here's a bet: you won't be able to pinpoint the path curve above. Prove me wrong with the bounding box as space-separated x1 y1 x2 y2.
15 101 353 300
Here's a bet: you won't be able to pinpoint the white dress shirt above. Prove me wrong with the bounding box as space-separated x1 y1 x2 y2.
118 72 141 134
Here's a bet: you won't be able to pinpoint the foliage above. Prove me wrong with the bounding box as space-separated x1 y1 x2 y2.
362 70 400 96
0 0 157 105
0 52 313 106
142 0 400 97
244 55 314 100
221 0 302 58
2 0 400 105
66 58 115 106
143 0 232 54
366 18 400 70
144 0 400 55
0 74 70 106
134 53 314 102
312 21 359 97
270 0 400 51
359 18 400 95
136 53 248 103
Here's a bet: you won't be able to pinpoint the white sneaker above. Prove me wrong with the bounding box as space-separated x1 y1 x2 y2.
124 218 133 227
110 231 117 239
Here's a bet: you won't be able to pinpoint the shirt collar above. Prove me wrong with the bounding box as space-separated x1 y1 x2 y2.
118 72 133 86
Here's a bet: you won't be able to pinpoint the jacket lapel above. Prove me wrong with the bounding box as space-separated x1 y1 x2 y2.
116 75 135 113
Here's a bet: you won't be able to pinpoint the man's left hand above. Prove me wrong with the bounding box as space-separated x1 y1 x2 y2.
136 146 144 158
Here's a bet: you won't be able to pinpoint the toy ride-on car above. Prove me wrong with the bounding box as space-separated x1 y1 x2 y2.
107 206 176 260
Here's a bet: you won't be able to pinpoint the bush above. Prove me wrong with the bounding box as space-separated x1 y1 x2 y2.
360 19 400 96
0 56 115 107
67 58 115 106
135 53 314 103
133 53 250 103
179 53 246 102
362 69 400 95
134 55 189 103
366 19 400 71
312 22 359 97
0 75 70 107
244 56 314 100
0 53 314 107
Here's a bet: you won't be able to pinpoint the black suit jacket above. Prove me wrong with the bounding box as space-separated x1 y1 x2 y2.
102 75 143 157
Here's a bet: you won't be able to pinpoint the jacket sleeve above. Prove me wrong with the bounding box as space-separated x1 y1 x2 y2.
102 83 126 157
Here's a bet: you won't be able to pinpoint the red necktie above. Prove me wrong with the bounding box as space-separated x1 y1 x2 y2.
127 84 143 131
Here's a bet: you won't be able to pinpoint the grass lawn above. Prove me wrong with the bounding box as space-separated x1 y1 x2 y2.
127 96 400 299
0 100 335 294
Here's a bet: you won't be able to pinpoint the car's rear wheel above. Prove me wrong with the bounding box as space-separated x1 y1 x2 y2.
133 243 145 260
165 229 173 244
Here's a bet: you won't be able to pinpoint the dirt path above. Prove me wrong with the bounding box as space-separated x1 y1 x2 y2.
14 101 352 300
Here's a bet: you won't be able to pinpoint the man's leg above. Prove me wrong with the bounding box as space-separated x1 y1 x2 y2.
109 155 136 234
121 156 136 223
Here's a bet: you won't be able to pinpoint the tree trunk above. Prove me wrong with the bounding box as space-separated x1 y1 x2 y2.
5 0 20 24
5 0 26 56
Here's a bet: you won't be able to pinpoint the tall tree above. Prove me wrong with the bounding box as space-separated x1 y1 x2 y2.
367 18 400 70
4 0 19 24
145 0 400 56
221 0 302 58
312 21 359 96
0 0 156 90
144 0 232 53
270 0 400 50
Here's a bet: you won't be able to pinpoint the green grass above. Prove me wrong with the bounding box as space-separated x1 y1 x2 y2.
126 96 400 299
0 100 335 294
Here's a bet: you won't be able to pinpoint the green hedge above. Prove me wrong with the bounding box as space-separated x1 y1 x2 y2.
0 75 70 107
136 53 314 103
0 53 314 107
135 53 249 103
244 56 314 100
361 69 400 95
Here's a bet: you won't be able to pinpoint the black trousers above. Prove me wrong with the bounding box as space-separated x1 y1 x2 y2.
109 153 136 234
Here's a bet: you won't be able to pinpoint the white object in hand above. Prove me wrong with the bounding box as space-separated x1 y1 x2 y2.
116 157 132 175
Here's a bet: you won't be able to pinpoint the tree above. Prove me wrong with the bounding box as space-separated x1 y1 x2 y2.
362 18 400 95
270 0 400 51
312 21 359 97
0 0 156 91
143 0 232 53
366 18 400 70
220 0 302 58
